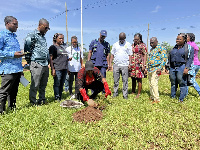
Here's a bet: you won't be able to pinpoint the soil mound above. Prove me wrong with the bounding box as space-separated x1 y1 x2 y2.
73 106 103 123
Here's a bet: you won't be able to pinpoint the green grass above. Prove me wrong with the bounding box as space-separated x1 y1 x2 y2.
0 71 200 149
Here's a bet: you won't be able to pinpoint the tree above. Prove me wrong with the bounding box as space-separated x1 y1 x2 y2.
161 41 173 55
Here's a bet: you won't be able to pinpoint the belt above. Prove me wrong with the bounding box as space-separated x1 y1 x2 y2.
171 62 184 68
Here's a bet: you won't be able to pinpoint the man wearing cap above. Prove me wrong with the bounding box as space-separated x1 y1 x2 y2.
75 61 111 106
88 30 110 79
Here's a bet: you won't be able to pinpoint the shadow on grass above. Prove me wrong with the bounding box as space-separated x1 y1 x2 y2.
13 91 72 112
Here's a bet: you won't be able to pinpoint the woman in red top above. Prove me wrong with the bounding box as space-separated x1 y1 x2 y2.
130 33 147 98
75 61 111 106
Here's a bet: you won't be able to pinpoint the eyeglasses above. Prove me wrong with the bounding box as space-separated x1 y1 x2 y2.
45 27 50 30
119 39 125 42
72 42 78 44
41 25 50 30
11 22 18 26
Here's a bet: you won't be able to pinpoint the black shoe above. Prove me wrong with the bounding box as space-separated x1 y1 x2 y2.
36 100 43 106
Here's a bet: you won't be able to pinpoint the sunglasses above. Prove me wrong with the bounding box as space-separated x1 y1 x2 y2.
41 25 50 30
11 22 18 26
45 27 50 30
72 41 78 44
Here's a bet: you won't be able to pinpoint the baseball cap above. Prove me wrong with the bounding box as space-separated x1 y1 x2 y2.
100 30 107 37
85 61 94 71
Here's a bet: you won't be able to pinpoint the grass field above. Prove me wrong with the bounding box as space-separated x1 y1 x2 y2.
0 71 200 149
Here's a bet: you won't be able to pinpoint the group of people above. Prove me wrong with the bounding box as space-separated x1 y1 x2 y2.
0 16 200 113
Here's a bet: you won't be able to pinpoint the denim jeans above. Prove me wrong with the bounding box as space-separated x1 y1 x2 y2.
53 69 68 100
190 65 200 95
169 64 187 101
96 66 107 93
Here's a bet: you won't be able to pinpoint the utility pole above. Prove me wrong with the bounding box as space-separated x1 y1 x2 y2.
65 2 68 45
81 0 83 53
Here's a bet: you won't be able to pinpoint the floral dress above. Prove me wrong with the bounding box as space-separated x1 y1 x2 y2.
130 43 147 78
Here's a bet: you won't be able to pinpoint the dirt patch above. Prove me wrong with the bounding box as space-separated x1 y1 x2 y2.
73 106 103 123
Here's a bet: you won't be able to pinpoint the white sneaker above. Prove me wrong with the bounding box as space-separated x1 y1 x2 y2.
70 94 76 100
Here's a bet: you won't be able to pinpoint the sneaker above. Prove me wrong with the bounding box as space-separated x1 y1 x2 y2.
152 100 160 104
70 94 76 100
179 99 184 103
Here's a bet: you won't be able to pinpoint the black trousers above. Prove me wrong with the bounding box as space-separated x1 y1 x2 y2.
69 72 78 94
0 72 21 112
76 80 104 101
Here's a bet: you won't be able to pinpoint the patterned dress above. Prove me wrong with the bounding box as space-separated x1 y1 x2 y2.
130 43 147 78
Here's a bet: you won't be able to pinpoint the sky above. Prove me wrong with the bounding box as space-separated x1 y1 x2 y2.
1 0 200 51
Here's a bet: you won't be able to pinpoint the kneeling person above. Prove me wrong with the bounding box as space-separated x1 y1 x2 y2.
75 61 111 106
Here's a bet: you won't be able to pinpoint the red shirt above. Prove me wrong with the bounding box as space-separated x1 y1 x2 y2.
85 74 95 85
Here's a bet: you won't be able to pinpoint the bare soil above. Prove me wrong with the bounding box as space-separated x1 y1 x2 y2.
73 106 103 123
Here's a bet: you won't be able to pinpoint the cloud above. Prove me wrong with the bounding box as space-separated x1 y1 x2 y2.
151 5 161 13
51 9 61 14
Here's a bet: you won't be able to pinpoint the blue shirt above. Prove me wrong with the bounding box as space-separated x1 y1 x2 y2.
89 39 110 67
24 29 49 66
0 29 23 74
170 45 194 68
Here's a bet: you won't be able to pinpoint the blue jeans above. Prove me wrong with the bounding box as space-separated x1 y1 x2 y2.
96 66 107 78
169 64 187 101
53 69 68 100
190 65 200 95
96 66 107 93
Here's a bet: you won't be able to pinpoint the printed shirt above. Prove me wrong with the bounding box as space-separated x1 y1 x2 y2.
111 41 132 66
24 29 49 66
89 39 110 67
147 44 167 73
0 29 23 74
66 46 83 72
187 41 200 66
